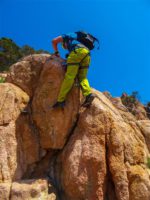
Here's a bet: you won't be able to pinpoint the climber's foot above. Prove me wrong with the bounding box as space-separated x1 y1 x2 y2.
52 101 65 109
82 93 96 108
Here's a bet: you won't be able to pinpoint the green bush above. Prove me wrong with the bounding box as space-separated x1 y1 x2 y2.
0 37 49 72
0 77 5 83
121 91 139 108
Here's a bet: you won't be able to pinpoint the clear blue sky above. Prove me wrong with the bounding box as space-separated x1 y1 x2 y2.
0 0 150 103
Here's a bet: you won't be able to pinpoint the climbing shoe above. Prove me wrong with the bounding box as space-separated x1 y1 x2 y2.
82 93 96 107
52 101 65 109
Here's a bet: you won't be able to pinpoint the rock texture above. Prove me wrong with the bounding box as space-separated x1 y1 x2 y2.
10 179 56 200
0 83 31 182
6 54 50 97
59 97 109 200
0 54 149 200
32 56 80 149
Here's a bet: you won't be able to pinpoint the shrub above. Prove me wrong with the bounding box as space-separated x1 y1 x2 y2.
0 37 49 72
0 77 5 83
121 91 139 107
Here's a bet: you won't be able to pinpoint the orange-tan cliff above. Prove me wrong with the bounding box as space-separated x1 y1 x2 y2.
0 54 150 200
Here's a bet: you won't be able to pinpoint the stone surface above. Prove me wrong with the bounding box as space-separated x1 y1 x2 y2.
127 165 150 200
0 83 40 183
58 91 150 200
6 54 50 97
32 56 80 149
59 96 109 200
104 92 148 120
0 183 11 200
10 179 57 200
134 101 148 120
0 55 150 199
137 120 150 152
7 54 80 149
98 91 150 200
0 83 29 125
0 83 29 182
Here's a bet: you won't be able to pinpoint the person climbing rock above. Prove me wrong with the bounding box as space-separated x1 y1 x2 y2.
52 31 99 108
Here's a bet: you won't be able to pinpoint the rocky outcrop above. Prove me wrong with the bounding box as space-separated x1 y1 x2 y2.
137 120 150 151
103 91 148 120
0 54 149 200
56 91 150 200
7 54 80 149
0 83 32 182
32 56 80 149
58 95 109 200
6 54 51 97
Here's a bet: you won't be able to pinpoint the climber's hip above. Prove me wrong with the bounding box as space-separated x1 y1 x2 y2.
66 48 91 69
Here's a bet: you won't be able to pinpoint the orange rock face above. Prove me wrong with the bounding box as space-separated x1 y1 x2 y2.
57 91 150 200
0 54 149 199
0 83 31 182
32 57 80 149
59 101 109 200
6 54 50 97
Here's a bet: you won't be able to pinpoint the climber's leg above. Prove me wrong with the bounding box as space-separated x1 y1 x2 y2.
79 53 95 107
57 64 79 102
78 68 91 97
53 47 92 108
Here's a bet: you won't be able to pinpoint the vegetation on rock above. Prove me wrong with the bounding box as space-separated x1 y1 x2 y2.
145 102 150 119
0 77 5 83
0 37 49 72
121 91 139 107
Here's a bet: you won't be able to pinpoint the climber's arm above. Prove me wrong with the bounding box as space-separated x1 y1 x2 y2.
52 36 63 52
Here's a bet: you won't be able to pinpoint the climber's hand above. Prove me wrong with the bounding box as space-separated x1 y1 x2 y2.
65 53 69 58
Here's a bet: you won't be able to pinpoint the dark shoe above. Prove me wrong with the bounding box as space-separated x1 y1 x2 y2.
82 93 96 107
52 101 65 109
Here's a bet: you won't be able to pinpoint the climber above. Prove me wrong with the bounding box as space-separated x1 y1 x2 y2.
52 31 99 108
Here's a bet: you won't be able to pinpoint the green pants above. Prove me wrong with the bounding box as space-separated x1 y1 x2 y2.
58 47 91 102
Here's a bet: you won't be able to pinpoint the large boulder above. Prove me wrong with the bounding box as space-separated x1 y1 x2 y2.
6 54 50 97
0 83 38 182
0 54 149 199
56 91 150 200
32 57 80 149
7 54 80 149
59 94 109 200
0 82 57 199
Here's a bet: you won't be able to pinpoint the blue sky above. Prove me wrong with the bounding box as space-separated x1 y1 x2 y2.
0 0 150 103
